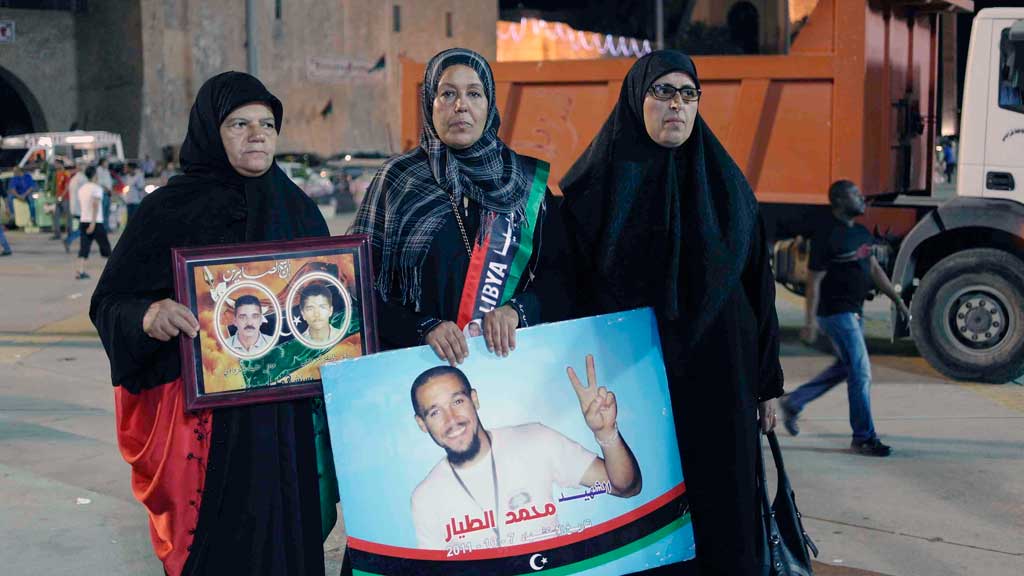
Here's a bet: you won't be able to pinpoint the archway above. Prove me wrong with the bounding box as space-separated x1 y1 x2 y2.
0 66 46 135
728 1 761 55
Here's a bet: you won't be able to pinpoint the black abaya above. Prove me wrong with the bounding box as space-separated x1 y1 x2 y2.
90 72 330 576
560 51 785 575
655 220 782 575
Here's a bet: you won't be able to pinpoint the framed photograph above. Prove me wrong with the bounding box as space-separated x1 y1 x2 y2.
172 235 378 410
321 308 693 575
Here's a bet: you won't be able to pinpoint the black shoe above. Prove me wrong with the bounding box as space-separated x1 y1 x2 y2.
0 250 11 257
75 272 91 280
779 397 799 436
851 437 892 457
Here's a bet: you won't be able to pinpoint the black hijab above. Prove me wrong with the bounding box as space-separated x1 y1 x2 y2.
176 71 328 242
91 71 327 392
561 50 756 351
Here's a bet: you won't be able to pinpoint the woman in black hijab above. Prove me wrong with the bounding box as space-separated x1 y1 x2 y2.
561 51 784 575
351 48 571 362
90 72 331 576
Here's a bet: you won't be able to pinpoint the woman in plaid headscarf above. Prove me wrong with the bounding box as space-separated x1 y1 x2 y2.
351 48 572 363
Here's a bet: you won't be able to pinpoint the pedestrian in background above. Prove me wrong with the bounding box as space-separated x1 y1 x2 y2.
333 172 352 215
780 179 910 456
0 220 11 256
64 162 87 253
943 140 957 184
7 166 38 226
51 160 72 240
142 154 156 177
96 157 113 229
159 161 179 185
124 162 145 221
74 165 110 280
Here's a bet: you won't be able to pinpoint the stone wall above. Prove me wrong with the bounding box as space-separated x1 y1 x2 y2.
0 7 78 133
1 1 497 159
137 0 248 162
387 0 498 153
75 0 145 156
137 0 497 161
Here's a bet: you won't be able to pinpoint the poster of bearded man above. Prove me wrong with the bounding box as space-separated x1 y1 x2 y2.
322 308 693 575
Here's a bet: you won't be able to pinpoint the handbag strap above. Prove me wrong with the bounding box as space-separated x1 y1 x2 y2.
765 430 820 560
758 432 775 529
766 431 793 494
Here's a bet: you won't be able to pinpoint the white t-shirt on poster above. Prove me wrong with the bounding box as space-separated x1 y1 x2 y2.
77 182 104 224
410 423 598 550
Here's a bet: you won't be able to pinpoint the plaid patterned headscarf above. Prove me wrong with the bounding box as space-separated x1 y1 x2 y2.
351 48 529 309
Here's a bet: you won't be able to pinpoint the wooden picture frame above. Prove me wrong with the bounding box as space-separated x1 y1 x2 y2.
172 235 378 410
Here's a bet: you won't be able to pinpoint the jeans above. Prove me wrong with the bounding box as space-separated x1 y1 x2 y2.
52 199 67 238
102 192 111 230
0 224 10 252
65 217 81 247
6 194 36 225
786 312 876 442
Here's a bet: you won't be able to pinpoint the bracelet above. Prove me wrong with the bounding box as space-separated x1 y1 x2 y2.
416 317 444 343
506 297 528 328
595 423 619 447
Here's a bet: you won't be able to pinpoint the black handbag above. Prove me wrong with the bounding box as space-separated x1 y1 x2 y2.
759 430 819 576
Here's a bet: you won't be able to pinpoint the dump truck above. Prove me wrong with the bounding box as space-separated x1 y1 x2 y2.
399 0 1024 383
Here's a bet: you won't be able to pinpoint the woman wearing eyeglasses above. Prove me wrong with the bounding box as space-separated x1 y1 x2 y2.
561 51 785 575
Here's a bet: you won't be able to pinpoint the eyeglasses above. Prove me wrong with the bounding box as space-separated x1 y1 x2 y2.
648 84 701 102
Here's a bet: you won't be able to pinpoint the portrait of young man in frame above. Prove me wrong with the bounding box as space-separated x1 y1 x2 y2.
173 235 378 410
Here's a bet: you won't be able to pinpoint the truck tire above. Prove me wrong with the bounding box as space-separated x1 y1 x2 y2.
911 248 1024 383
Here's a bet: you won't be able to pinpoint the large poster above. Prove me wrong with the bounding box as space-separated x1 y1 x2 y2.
322 308 693 575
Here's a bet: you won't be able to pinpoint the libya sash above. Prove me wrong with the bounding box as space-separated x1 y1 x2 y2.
456 159 549 329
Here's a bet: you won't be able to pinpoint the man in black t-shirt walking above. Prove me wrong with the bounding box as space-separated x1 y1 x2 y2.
780 180 910 456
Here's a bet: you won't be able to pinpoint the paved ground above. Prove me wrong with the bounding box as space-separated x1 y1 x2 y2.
1 215 1021 575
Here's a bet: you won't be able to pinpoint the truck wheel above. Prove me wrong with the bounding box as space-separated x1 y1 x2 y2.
911 248 1024 383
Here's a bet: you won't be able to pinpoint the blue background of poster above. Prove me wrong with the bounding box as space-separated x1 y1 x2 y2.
321 308 695 573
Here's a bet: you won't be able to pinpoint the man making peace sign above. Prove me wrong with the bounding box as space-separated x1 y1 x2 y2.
409 355 642 550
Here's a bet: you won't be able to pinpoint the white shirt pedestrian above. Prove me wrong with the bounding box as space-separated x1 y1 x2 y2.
78 181 104 224
68 171 87 217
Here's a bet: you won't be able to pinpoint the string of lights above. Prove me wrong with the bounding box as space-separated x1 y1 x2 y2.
498 17 652 59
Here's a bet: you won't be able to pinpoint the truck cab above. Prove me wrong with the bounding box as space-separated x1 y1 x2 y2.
892 9 1024 383
959 11 1024 201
